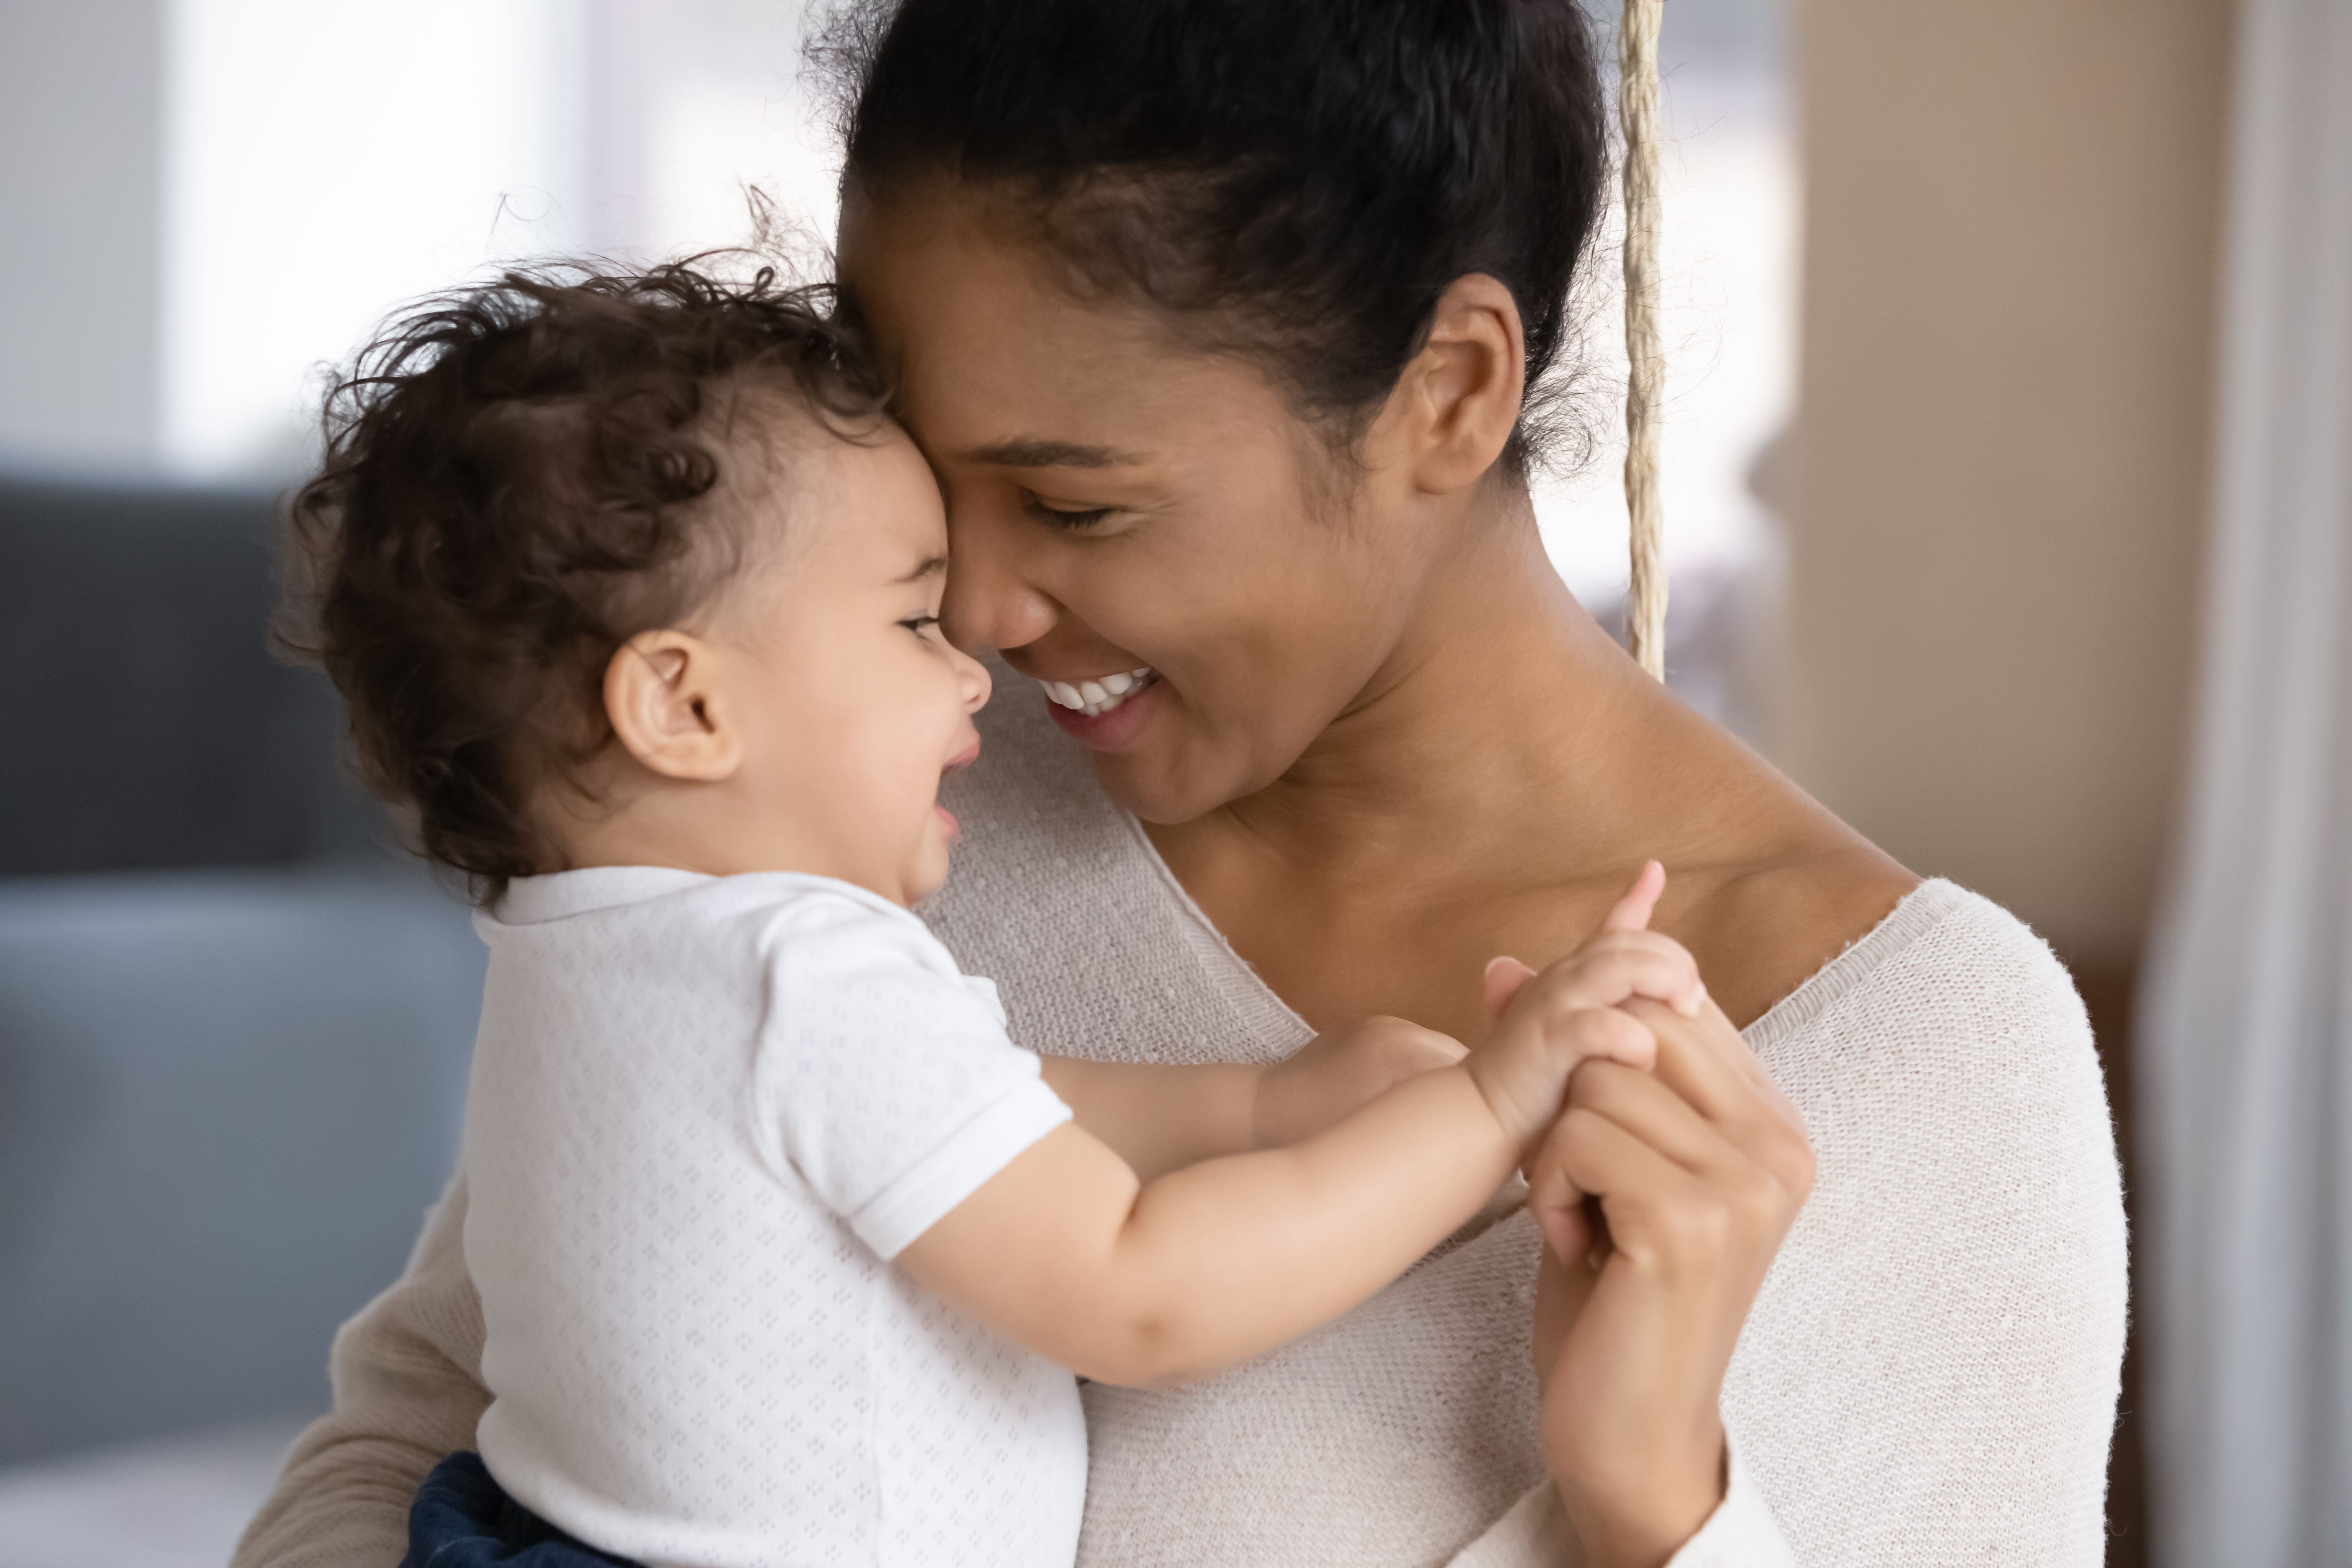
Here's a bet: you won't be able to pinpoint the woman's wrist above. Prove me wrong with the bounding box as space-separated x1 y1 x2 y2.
1556 1419 1726 1568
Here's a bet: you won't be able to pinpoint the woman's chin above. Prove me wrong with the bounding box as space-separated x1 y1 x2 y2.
1083 746 1232 829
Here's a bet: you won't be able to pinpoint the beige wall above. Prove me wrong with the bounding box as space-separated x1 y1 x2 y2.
1778 0 2234 962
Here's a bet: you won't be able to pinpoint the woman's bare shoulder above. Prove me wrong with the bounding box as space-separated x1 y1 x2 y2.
1671 834 1920 1030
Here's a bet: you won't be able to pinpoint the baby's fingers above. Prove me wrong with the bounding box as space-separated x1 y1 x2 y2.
1474 1005 1657 1147
1556 1004 1660 1073
1530 933 1707 1020
1482 956 1540 1024
1392 1024 1470 1072
1599 859 1667 933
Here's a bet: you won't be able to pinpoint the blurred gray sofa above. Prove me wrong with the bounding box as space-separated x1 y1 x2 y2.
0 477 484 1499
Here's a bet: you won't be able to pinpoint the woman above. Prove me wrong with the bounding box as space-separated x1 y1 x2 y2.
233 2 2125 1563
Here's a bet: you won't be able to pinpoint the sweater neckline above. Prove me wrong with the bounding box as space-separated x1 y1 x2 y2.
1112 806 1964 1057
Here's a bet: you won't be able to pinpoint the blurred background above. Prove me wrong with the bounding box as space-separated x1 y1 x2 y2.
0 1 2343 1565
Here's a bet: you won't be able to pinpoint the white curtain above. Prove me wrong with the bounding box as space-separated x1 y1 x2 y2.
2137 1 2352 1563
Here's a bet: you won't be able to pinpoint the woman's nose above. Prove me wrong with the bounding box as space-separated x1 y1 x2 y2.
941 503 1057 655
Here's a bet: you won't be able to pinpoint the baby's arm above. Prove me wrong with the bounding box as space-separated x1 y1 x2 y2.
1040 1017 1466 1182
901 864 1700 1388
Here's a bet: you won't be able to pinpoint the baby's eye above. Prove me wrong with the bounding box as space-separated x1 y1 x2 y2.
900 614 942 638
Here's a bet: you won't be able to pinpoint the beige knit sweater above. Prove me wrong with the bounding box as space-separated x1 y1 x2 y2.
232 689 2127 1568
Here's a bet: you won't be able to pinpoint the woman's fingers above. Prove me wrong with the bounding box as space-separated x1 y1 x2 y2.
1526 1043 1813 1276
1622 999 1808 1138
1535 1100 1801 1303
1613 998 1818 1208
1559 1059 1735 1177
1525 1126 1589 1262
1533 1105 1703 1265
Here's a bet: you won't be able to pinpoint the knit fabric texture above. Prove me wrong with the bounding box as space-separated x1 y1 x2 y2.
232 685 2127 1568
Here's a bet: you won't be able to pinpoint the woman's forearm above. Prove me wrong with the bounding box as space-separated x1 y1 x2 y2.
230 1175 491 1568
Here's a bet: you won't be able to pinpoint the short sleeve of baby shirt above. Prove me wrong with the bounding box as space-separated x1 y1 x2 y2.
754 887 1072 1260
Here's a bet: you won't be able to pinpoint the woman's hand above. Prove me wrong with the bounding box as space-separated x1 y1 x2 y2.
1509 982 1815 1567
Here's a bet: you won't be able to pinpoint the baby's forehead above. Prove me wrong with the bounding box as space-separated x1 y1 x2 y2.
710 406 945 581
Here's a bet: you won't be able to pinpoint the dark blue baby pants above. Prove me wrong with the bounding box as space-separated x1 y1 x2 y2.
401 1451 641 1568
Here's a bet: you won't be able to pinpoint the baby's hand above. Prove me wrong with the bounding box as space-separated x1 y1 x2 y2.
1254 1015 1469 1149
1467 861 1704 1151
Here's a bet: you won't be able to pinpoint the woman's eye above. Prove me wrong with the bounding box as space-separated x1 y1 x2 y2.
1022 496 1115 532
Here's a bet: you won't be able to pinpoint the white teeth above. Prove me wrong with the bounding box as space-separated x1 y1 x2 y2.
1038 667 1156 718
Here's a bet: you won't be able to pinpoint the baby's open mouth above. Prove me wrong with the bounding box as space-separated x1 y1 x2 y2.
1036 667 1156 719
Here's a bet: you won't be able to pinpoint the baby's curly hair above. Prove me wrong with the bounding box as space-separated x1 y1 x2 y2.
278 261 891 902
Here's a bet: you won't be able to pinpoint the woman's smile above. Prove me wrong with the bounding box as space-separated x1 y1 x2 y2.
1035 667 1167 751
1035 666 1156 719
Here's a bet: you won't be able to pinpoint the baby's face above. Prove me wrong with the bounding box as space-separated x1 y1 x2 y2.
712 421 990 905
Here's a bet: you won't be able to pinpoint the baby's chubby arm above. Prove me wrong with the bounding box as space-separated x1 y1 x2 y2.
1038 1017 1467 1182
899 863 1702 1389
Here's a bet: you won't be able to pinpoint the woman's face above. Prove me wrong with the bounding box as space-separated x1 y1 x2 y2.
839 192 1456 825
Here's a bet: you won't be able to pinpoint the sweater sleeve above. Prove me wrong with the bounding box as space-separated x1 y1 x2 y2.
1449 886 2129 1567
229 1171 490 1568
1722 891 2128 1563
1444 1431 1797 1567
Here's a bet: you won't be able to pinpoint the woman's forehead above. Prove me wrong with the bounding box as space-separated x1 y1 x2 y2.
899 340 1275 479
842 201 1286 465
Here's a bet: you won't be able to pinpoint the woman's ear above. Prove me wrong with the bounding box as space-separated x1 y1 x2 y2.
603 630 742 782
1387 273 1527 495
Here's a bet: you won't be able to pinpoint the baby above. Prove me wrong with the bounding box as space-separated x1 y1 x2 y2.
283 263 1704 1568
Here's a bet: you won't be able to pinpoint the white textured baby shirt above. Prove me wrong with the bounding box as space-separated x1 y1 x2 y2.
462 866 1084 1568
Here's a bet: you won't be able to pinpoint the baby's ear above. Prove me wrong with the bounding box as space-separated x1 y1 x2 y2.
604 630 741 782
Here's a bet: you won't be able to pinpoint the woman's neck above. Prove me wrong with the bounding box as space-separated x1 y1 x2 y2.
1183 497 1686 897
1144 490 1914 1036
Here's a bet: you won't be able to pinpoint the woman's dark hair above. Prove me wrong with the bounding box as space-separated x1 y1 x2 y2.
823 0 1610 473
278 261 889 902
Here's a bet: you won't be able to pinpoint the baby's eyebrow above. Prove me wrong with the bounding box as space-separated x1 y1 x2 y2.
964 437 1144 469
894 554 948 584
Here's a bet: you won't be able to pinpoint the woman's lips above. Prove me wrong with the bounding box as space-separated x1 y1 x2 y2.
1043 673 1164 751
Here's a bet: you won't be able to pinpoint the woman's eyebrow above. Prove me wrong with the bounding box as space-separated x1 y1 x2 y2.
964 437 1144 469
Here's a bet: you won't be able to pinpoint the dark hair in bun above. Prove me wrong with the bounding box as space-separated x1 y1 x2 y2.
825 0 1610 473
